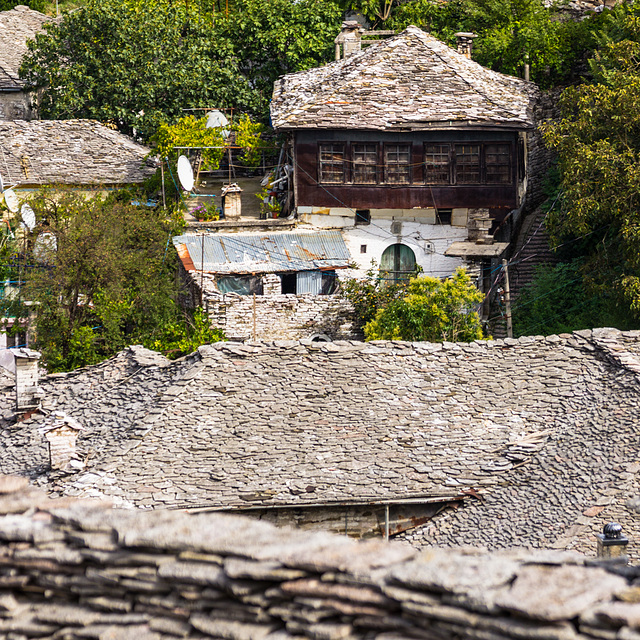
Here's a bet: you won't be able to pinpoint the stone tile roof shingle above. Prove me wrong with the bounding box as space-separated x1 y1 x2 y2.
270 25 539 131
1 329 639 558
0 5 51 90
0 119 157 186
1 480 639 640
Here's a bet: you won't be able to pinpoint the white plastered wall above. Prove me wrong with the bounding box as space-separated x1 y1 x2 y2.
298 207 467 278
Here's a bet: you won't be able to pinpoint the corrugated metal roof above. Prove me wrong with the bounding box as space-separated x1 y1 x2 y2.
172 230 351 274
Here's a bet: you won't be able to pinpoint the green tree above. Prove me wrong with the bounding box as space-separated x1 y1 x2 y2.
214 0 343 102
344 267 484 342
20 0 260 140
512 259 635 337
541 22 640 319
13 190 223 371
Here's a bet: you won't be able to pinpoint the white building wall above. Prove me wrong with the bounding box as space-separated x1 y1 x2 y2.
298 207 468 278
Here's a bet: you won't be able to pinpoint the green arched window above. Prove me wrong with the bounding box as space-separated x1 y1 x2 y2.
380 243 416 282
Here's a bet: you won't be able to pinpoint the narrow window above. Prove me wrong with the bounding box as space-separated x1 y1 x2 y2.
385 144 411 184
425 144 450 184
352 144 378 184
455 144 480 184
485 143 512 184
355 209 370 225
318 144 345 184
380 243 417 283
360 244 367 254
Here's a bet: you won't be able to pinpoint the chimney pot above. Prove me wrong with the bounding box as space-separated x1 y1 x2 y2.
596 522 629 560
13 348 43 413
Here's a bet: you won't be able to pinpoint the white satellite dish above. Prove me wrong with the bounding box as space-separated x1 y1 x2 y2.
33 231 57 263
206 110 229 129
4 188 19 213
177 155 194 192
21 204 36 231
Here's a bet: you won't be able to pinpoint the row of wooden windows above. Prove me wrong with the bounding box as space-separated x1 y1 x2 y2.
318 143 512 186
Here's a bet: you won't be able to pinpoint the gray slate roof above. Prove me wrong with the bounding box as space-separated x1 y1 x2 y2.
0 5 51 90
2 479 639 640
1 328 639 559
173 230 351 274
271 25 538 131
0 119 157 186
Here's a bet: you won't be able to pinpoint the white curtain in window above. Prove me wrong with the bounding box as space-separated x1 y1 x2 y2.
296 270 322 294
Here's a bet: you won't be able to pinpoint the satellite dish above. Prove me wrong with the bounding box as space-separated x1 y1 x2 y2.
177 155 194 192
206 110 229 129
21 204 36 231
4 188 19 213
33 231 57 263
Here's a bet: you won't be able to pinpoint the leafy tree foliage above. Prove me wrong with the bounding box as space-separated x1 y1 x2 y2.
343 267 484 342
512 259 635 337
541 9 640 319
0 0 45 11
20 0 260 140
7 191 224 371
214 0 343 102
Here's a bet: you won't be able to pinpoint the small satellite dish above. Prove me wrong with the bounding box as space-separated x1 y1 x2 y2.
4 188 19 213
177 155 194 192
21 204 36 231
33 231 57 263
206 110 229 129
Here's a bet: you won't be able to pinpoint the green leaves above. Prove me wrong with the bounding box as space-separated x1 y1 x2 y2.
343 267 484 343
17 190 224 372
541 7 640 321
20 0 260 140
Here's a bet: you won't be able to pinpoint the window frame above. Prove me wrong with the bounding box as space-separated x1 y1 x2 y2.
383 143 412 185
351 143 379 185
424 141 514 186
318 142 346 184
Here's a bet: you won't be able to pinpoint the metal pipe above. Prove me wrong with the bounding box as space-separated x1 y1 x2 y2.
384 504 390 541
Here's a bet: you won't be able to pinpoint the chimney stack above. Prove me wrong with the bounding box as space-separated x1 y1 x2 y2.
13 348 44 413
335 21 364 60
221 183 243 219
42 412 85 472
455 32 477 59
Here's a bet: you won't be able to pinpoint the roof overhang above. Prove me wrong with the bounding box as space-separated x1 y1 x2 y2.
445 241 510 258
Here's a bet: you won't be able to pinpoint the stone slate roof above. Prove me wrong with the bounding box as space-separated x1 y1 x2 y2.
0 119 157 186
1 328 639 559
173 230 351 274
270 26 538 131
0 5 51 90
2 478 639 640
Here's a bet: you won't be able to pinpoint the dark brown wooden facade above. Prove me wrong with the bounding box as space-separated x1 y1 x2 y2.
293 129 524 212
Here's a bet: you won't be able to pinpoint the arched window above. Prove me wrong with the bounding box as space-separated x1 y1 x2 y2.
380 244 416 283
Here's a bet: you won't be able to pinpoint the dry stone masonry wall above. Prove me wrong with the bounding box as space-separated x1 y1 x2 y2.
1 479 640 640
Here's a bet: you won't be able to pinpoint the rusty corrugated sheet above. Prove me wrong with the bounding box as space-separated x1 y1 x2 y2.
172 230 351 274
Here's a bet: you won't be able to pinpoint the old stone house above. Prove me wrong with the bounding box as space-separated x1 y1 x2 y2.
271 24 540 290
0 5 51 121
0 119 157 352
173 229 355 341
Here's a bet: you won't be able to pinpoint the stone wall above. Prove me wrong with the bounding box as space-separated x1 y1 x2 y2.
180 269 359 341
204 289 357 341
1 478 639 640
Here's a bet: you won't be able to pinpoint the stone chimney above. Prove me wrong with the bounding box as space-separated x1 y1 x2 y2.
13 348 44 413
221 183 243 219
455 32 477 59
335 21 365 60
42 412 85 472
